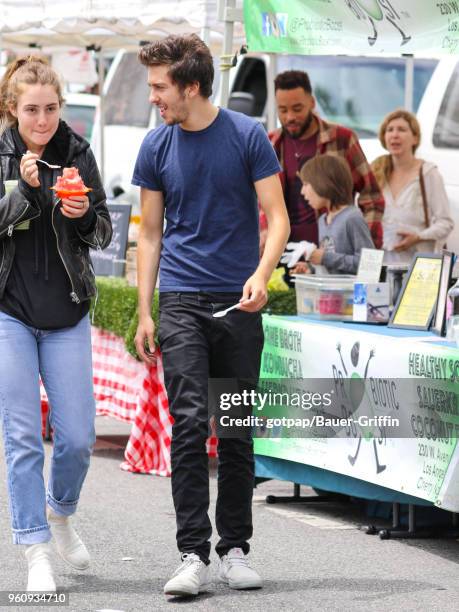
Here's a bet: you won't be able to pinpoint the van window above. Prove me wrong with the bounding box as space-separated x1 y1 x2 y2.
231 57 267 116
433 62 459 149
104 53 151 127
62 104 96 141
276 56 437 138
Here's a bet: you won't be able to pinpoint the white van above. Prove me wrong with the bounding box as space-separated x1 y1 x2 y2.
225 53 459 257
91 51 159 210
415 57 459 257
62 92 99 148
224 54 437 134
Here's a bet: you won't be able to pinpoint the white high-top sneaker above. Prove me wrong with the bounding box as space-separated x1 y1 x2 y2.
25 543 56 592
163 553 211 597
218 548 262 589
47 509 90 570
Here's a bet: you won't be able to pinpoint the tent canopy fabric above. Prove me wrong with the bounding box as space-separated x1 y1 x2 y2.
0 0 245 51
0 0 244 180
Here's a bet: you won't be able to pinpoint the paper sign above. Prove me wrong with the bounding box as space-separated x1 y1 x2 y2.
357 248 384 283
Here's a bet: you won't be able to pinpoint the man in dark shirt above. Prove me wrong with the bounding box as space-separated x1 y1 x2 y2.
132 34 289 598
260 70 384 250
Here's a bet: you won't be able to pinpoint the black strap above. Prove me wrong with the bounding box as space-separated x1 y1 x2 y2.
419 163 429 228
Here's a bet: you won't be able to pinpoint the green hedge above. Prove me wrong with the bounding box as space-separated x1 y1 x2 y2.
92 277 296 359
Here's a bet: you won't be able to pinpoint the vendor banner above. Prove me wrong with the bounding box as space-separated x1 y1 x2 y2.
243 0 459 56
254 315 459 512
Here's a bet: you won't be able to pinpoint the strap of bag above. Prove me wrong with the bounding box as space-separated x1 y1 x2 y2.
419 163 429 228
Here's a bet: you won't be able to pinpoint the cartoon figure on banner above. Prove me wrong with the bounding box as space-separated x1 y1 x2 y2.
334 341 387 474
345 0 411 47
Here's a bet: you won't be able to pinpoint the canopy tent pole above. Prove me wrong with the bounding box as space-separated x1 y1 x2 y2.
201 26 210 46
266 53 277 131
218 0 235 108
404 54 414 112
97 47 104 183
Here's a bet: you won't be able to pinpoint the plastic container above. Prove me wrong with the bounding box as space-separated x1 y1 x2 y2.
293 275 356 320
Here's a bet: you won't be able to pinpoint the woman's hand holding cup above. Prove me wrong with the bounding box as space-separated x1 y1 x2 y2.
60 195 90 219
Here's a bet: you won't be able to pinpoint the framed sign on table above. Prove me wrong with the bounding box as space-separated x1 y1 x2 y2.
432 250 455 336
388 253 443 331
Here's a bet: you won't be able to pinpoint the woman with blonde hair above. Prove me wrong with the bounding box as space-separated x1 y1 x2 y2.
372 109 453 262
0 56 112 591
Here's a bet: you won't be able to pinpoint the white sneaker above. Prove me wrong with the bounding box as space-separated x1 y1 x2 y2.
218 548 262 589
47 509 90 570
25 543 56 592
163 553 211 597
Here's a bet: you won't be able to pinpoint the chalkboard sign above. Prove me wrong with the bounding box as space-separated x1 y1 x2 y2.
91 202 132 276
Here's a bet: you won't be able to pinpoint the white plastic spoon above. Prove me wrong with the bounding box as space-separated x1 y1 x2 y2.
36 159 61 169
22 154 61 169
212 303 241 318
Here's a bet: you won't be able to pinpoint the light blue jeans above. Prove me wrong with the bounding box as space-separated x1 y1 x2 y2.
0 311 96 545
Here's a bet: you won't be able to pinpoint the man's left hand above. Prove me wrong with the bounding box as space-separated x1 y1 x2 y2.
239 273 268 312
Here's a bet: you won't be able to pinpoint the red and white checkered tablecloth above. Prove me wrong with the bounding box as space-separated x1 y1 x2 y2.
40 327 218 477
91 327 147 422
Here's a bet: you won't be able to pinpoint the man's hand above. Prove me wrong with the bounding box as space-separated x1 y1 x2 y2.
239 273 268 312
394 231 419 252
20 151 40 188
134 315 156 363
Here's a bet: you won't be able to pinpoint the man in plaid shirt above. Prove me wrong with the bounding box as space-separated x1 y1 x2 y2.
261 70 384 250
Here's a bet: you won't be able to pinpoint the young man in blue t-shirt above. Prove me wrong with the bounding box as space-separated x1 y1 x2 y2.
132 34 290 598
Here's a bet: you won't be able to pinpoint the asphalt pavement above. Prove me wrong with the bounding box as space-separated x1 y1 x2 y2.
1 417 459 612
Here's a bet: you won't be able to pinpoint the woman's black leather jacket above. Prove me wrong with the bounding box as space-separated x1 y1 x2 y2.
0 125 112 304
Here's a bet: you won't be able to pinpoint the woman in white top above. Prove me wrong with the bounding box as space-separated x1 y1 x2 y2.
372 109 453 263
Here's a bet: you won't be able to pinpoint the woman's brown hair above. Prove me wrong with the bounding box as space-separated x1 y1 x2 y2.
0 56 64 133
299 154 354 209
372 108 421 188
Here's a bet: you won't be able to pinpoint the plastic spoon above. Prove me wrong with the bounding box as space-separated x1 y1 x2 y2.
212 303 241 318
36 159 61 169
22 154 61 169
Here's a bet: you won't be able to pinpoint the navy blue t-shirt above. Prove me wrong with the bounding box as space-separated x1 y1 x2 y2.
132 108 281 292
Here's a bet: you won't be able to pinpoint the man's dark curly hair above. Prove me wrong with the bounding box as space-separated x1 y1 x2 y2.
138 34 214 98
274 70 312 94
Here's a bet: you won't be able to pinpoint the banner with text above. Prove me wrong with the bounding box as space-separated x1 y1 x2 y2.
243 0 459 56
254 315 459 511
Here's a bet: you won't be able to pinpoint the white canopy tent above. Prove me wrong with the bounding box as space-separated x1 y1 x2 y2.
0 0 245 178
0 1 245 51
